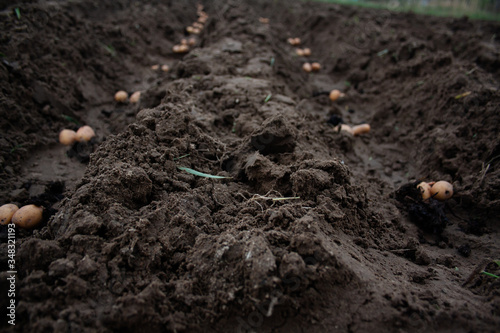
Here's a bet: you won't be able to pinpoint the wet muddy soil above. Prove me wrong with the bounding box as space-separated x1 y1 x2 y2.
0 0 499 332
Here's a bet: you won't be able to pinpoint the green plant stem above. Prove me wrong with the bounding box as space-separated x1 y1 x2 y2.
481 271 499 279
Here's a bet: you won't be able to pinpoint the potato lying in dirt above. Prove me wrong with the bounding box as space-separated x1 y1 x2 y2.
114 90 128 102
352 124 370 136
130 91 141 103
12 204 43 229
430 181 453 201
329 89 345 102
333 123 370 136
417 181 432 200
417 181 453 201
0 204 19 225
75 125 95 142
334 124 354 135
59 129 77 146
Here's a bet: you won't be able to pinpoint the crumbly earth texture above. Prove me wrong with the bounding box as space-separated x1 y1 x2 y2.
0 0 499 332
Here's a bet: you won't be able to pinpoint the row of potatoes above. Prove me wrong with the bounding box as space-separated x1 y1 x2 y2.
10 5 211 230
112 5 209 104
287 36 371 136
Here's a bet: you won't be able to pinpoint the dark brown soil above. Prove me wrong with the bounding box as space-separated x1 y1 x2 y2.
1 0 499 332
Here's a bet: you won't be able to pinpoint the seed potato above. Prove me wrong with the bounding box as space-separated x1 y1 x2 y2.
59 129 77 146
12 204 43 229
417 182 432 200
76 125 95 142
114 90 128 103
334 124 354 135
0 204 19 225
329 89 344 102
130 91 141 104
430 181 454 201
352 124 371 136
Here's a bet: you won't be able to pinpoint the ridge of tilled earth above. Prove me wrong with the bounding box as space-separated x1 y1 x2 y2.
9 5 376 332
1 1 499 332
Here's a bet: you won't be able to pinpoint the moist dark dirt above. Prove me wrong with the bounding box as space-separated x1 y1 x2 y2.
1 0 499 332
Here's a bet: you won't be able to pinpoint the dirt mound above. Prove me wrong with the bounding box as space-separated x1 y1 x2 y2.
0 0 200 198
1 0 499 332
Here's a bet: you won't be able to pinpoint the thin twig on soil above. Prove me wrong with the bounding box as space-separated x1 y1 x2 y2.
479 162 490 185
173 154 190 161
249 194 300 202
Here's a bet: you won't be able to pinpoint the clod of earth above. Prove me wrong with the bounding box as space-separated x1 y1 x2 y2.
395 181 449 234
327 114 343 126
250 115 297 155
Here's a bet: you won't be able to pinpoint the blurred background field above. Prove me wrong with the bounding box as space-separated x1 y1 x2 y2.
311 0 500 20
